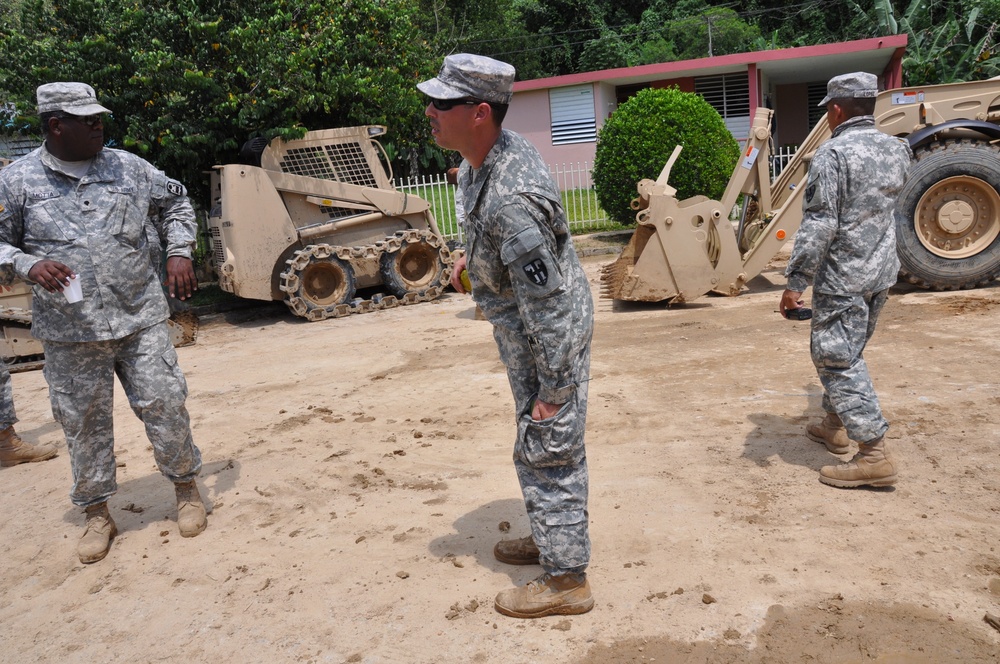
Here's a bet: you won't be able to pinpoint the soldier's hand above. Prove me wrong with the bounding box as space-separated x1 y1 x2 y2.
27 260 75 292
165 256 198 301
779 289 805 318
451 254 468 293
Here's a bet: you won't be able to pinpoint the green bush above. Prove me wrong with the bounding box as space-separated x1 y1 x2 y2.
593 87 741 225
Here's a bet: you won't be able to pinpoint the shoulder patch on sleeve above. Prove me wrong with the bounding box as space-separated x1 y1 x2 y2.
803 170 823 211
522 258 549 286
805 183 817 205
500 227 563 297
166 180 185 196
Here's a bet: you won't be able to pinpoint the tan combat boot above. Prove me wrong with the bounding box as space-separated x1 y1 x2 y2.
78 502 117 564
0 426 57 466
174 480 207 537
494 536 540 565
806 412 851 454
819 435 897 488
494 573 594 618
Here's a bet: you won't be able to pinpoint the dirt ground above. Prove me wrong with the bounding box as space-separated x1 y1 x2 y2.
2 248 999 664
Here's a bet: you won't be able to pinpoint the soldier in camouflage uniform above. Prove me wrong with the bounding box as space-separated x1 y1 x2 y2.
0 83 206 563
419 54 595 618
780 72 912 488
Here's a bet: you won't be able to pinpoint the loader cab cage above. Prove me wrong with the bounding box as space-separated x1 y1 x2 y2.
249 127 397 222
278 142 379 188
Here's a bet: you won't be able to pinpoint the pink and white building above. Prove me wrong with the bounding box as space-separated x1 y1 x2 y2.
504 35 908 167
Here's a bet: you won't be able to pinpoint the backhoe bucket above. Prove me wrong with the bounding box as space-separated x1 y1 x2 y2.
600 107 796 305
600 224 682 302
599 190 738 303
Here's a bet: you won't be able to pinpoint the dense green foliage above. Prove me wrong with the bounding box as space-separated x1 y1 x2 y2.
1 0 998 199
0 0 436 199
468 0 1000 82
592 87 740 225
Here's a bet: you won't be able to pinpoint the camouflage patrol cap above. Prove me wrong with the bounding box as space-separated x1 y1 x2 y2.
36 82 112 116
418 54 515 105
818 72 879 107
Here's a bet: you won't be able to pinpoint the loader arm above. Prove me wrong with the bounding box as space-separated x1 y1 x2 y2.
601 106 833 304
603 77 1000 306
601 108 773 302
737 112 833 282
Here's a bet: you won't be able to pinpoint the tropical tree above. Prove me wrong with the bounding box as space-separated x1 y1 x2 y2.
0 0 437 199
864 0 1000 84
668 6 760 60
578 31 634 71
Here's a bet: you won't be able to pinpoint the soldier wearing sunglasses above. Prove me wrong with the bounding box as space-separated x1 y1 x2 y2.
0 82 207 564
420 54 595 619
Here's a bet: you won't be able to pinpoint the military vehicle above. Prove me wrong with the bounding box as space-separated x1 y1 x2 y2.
601 78 1000 303
207 126 454 321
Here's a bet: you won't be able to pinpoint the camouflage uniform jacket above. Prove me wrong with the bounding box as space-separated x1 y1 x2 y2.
785 115 912 295
460 129 594 405
0 144 196 342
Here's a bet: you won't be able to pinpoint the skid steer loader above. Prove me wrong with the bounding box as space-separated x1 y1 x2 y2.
207 125 454 321
601 78 1000 304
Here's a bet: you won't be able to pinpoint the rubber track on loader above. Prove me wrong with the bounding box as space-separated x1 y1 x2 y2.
280 229 453 322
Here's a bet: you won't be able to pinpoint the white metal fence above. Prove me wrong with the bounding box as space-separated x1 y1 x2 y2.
398 161 611 243
770 146 797 178
399 150 799 243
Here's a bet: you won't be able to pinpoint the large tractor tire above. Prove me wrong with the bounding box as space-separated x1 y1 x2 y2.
280 244 357 318
378 231 448 298
896 140 1000 290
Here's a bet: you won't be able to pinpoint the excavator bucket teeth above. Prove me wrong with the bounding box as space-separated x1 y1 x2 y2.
599 225 682 302
599 254 630 299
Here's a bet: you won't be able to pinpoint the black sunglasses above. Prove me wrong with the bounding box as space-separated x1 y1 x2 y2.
58 113 104 128
430 98 482 111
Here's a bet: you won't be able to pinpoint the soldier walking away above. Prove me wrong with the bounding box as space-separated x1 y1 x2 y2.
419 54 595 618
0 82 207 563
0 355 57 466
779 72 912 489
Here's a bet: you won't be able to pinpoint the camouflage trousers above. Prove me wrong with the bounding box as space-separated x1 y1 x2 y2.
497 328 591 576
811 289 890 444
42 322 201 507
0 358 16 429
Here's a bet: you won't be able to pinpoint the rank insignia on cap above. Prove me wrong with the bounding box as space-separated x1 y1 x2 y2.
523 258 548 286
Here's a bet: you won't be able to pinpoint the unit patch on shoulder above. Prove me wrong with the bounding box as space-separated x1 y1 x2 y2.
166 181 184 196
523 258 548 286
805 183 817 205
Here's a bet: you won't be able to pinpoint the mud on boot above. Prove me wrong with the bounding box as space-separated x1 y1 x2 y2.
0 426 57 467
78 502 117 564
494 573 594 618
819 435 897 488
174 480 207 537
806 412 851 455
494 536 540 565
